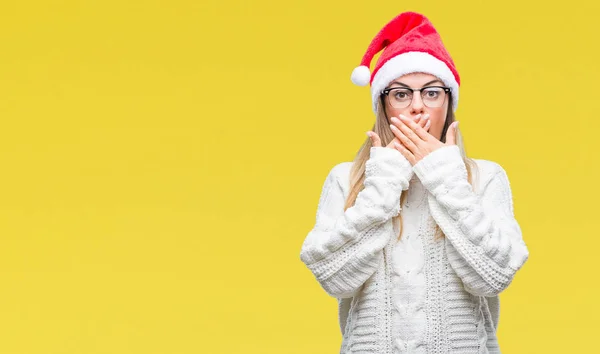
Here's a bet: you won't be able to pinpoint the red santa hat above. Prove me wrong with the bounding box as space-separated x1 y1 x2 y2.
351 11 461 113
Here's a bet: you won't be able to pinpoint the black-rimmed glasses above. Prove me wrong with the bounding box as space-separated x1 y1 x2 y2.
381 86 451 109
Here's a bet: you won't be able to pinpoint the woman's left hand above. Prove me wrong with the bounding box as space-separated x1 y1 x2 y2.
389 115 459 165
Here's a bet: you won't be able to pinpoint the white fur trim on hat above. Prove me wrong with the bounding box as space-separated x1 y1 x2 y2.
370 51 459 113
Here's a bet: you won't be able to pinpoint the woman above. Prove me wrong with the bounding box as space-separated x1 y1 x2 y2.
299 11 529 354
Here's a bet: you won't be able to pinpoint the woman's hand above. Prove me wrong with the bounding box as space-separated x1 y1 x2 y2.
389 114 459 165
367 114 431 148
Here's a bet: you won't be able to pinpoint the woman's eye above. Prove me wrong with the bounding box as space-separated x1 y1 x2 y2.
425 90 439 98
394 91 409 99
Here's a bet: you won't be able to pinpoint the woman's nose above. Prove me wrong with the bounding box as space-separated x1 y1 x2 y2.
410 93 425 113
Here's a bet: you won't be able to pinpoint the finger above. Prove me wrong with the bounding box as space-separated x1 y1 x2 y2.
391 113 423 129
389 123 418 153
424 119 431 131
398 115 430 142
366 131 382 147
445 121 458 145
418 113 429 129
392 116 423 146
393 141 416 165
386 137 400 149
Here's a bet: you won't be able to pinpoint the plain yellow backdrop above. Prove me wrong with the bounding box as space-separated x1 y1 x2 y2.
0 0 598 353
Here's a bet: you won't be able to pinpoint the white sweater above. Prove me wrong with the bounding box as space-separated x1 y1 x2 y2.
299 145 529 354
391 173 428 353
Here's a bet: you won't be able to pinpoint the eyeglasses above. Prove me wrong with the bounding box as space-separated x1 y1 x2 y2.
381 86 451 109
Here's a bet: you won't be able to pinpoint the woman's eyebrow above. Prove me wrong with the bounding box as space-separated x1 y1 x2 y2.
388 79 444 88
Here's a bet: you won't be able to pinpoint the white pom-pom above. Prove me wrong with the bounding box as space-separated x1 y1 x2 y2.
351 65 371 86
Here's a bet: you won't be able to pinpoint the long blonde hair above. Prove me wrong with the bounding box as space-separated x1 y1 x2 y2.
343 93 478 241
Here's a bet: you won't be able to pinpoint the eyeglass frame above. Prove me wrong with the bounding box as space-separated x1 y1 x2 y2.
380 85 452 109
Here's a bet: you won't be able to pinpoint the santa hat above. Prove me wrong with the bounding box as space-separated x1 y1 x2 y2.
351 11 460 113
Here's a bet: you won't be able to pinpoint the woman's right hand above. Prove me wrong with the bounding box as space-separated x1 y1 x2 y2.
367 114 430 149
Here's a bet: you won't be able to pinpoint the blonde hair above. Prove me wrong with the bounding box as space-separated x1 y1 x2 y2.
343 93 478 241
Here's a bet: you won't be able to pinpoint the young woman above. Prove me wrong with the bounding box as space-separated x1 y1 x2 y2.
299 11 529 354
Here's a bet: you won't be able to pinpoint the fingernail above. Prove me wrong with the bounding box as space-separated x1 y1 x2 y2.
423 114 430 120
366 131 371 138
415 114 421 120
389 124 396 130
399 115 407 120
455 121 459 128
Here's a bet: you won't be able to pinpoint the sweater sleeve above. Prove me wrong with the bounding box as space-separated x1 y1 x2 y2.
412 145 529 297
300 146 414 298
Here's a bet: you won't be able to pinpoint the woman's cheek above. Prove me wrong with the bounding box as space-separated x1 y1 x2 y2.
432 121 444 140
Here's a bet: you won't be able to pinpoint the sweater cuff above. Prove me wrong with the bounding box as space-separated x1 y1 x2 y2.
412 145 465 192
368 146 414 183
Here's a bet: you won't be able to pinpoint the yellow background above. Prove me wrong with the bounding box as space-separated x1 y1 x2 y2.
0 0 597 353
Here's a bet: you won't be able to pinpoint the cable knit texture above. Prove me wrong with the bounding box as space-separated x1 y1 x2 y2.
299 145 529 353
391 173 428 353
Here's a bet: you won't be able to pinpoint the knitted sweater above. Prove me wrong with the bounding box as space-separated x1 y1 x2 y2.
391 173 428 352
299 145 529 354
